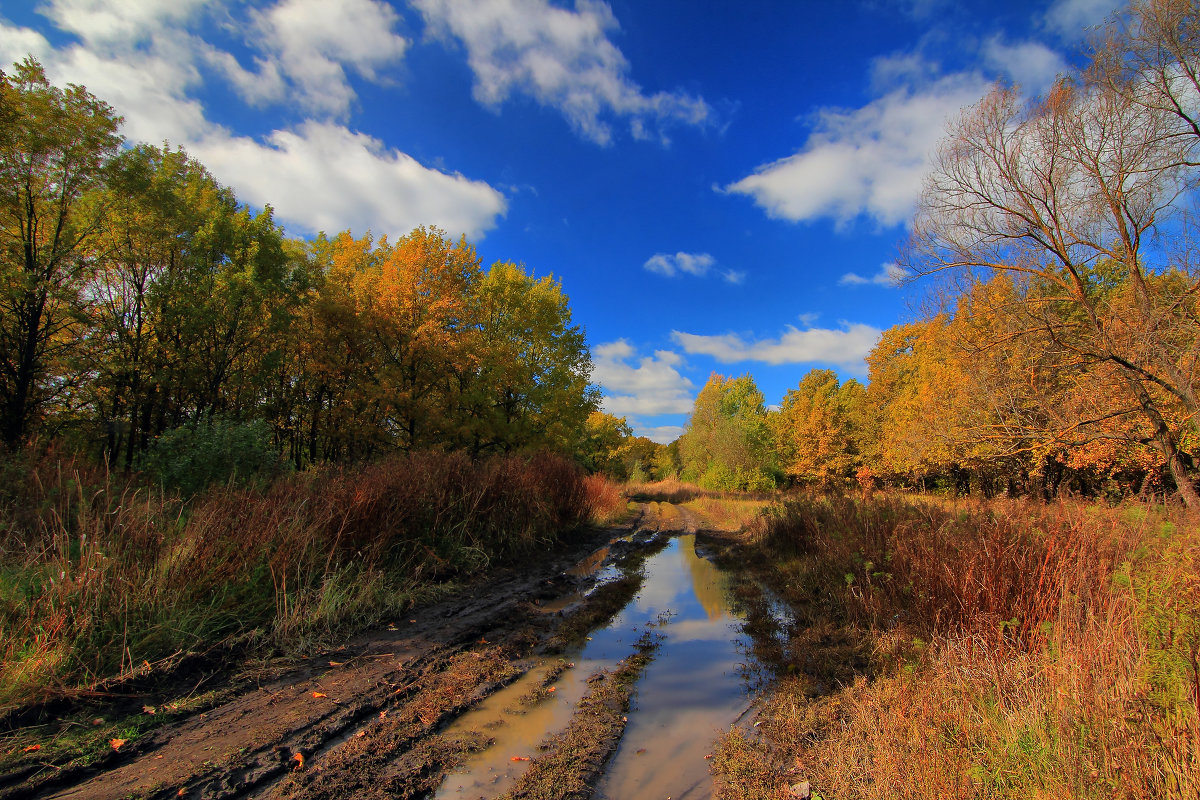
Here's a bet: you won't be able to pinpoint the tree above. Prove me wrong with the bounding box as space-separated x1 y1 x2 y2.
679 373 777 491
0 58 121 448
467 261 598 454
907 64 1200 505
774 369 867 488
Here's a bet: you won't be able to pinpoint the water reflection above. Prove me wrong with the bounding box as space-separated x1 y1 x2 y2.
433 534 771 800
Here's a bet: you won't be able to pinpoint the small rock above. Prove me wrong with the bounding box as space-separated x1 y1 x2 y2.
788 781 812 799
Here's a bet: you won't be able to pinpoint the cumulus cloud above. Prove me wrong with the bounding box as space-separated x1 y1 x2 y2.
982 36 1068 96
592 340 695 417
643 251 743 283
0 21 51 64
839 262 906 287
192 122 506 239
241 0 410 116
633 424 684 444
1043 0 1115 38
411 0 711 144
671 323 882 373
724 71 988 228
2 0 506 239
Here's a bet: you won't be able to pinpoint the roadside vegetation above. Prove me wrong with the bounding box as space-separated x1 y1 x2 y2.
712 492 1199 798
0 447 623 708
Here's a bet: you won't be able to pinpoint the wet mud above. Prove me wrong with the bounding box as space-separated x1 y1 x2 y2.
1 502 792 800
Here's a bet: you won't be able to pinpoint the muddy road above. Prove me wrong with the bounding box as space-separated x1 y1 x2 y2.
1 501 791 800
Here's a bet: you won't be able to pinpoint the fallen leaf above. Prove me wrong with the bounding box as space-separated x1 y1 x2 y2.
704 754 714 760
328 661 343 667
311 692 327 698
479 638 488 644
110 738 126 751
143 705 156 715
409 619 416 623
379 710 388 719
636 748 647 755
547 686 556 692
354 731 366 739
510 756 531 762
292 752 304 770
22 744 40 753
177 790 185 797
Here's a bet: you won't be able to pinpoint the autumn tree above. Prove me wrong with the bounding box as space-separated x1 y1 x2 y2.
773 369 868 488
0 58 120 448
907 54 1200 505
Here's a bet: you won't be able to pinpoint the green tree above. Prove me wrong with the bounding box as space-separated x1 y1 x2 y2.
0 58 121 447
467 261 598 453
679 373 777 491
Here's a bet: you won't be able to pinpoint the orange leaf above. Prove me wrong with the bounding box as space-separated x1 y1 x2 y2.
143 705 156 715
311 692 327 698
329 661 344 667
22 744 40 753
110 738 126 751
379 710 388 719
510 756 531 762
547 686 556 692
292 752 305 770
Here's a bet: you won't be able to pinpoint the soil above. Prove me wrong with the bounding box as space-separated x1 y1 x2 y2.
0 501 758 800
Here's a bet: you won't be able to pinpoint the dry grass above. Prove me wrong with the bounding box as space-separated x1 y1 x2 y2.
712 493 1200 799
623 478 700 504
683 495 772 532
0 448 610 707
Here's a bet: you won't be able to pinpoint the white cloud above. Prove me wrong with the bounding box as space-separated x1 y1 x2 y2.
982 36 1068 95
644 251 714 277
671 323 882 373
839 262 906 287
641 251 742 283
1043 0 1115 38
0 22 51 65
724 71 988 227
411 0 711 145
592 340 695 416
2 1 506 240
244 0 409 116
192 122 506 239
632 424 683 445
37 0 211 46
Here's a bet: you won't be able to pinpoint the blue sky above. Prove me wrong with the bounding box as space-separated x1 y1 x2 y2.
0 0 1116 442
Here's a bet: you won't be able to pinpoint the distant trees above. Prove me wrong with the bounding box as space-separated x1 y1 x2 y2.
678 373 778 491
773 369 867 488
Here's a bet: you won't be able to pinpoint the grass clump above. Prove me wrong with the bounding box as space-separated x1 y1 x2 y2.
712 493 1200 799
0 448 615 708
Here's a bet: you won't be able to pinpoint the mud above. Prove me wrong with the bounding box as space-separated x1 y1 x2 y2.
1 501 790 800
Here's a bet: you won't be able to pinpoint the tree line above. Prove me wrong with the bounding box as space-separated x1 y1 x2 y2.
604 0 1200 506
0 58 597 485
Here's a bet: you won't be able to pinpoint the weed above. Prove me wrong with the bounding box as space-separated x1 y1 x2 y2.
715 493 1200 799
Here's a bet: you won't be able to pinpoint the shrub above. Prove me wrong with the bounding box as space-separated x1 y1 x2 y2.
143 416 286 495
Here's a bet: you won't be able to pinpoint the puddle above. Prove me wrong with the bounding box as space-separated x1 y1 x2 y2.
434 533 778 800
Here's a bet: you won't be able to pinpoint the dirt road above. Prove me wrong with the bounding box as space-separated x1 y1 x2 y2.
1 501 779 800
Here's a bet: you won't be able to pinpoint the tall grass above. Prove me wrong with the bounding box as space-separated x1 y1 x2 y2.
0 448 619 708
715 494 1200 798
